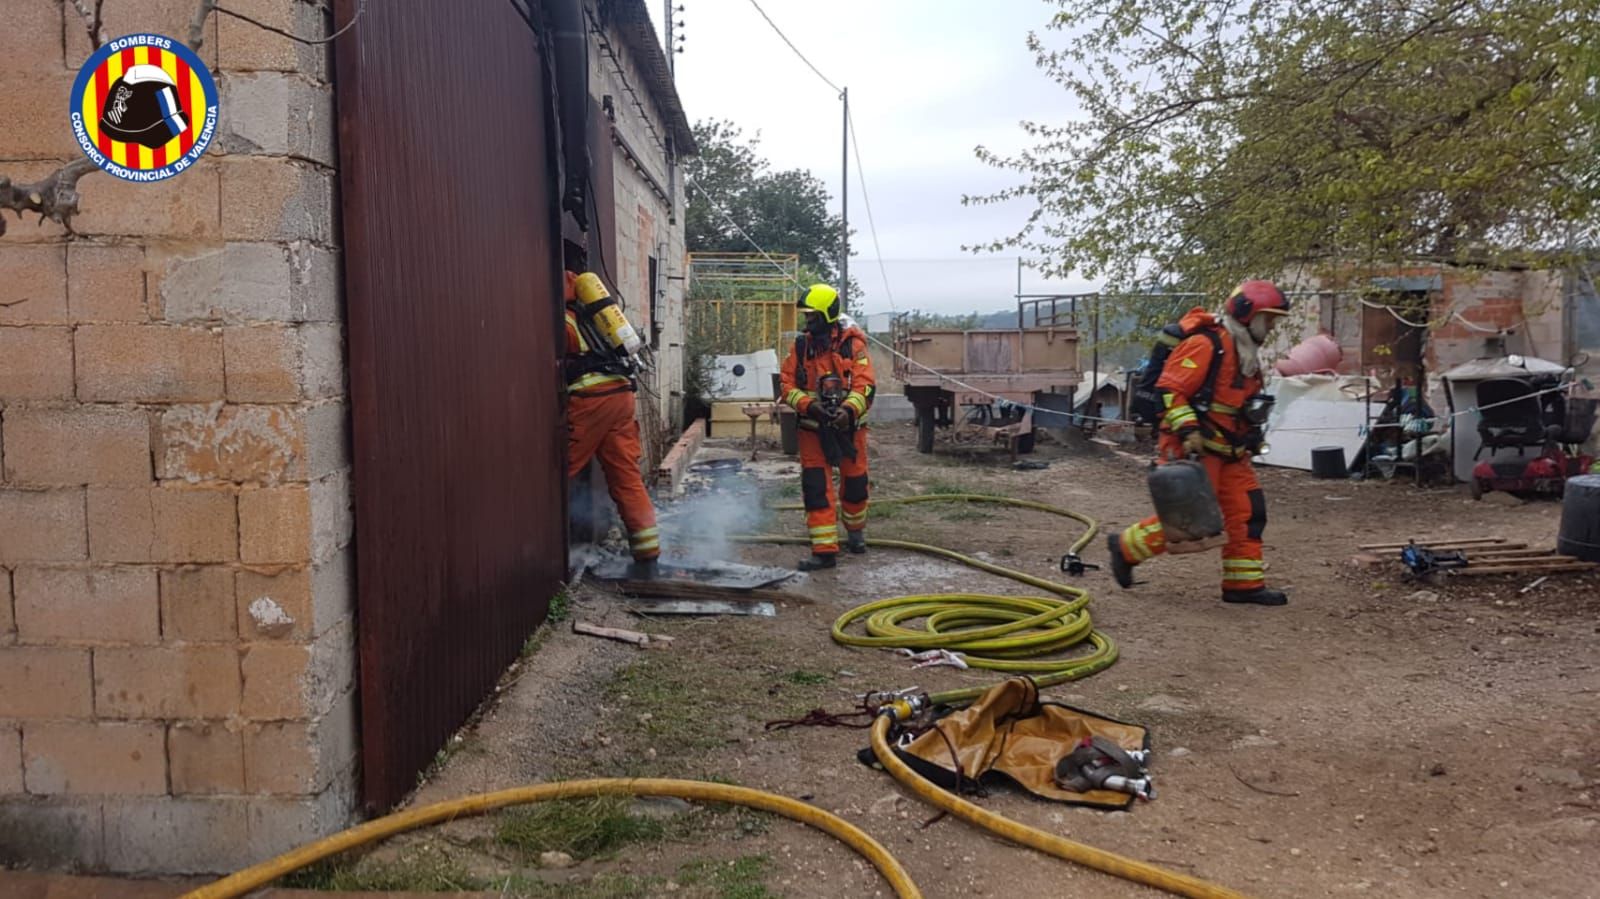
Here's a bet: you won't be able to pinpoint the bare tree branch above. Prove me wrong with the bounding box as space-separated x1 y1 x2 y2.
188 0 218 52
68 0 106 49
0 159 99 237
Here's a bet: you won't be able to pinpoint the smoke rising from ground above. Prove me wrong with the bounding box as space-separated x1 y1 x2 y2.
656 468 772 567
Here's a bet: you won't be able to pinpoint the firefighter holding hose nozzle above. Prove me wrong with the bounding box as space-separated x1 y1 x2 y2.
1109 280 1290 606
780 284 876 571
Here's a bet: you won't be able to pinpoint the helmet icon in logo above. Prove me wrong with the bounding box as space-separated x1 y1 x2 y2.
99 64 189 149
69 33 218 182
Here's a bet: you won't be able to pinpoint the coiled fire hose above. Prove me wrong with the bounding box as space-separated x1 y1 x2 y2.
180 778 922 899
747 494 1116 705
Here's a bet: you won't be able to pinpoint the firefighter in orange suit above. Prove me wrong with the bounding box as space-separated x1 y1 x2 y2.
564 271 660 576
780 284 875 571
1108 280 1290 605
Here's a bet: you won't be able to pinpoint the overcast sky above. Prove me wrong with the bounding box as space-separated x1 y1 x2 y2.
649 0 1102 315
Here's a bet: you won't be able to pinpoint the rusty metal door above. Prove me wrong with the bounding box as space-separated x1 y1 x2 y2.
334 0 567 811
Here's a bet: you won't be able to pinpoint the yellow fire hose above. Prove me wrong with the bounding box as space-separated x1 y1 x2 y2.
748 494 1116 705
189 494 1246 898
180 778 922 899
742 493 1251 897
869 715 1248 899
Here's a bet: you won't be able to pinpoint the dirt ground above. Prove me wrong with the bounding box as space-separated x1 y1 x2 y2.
376 423 1600 898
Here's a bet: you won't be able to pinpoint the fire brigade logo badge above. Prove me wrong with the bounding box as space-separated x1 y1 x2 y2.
69 34 218 182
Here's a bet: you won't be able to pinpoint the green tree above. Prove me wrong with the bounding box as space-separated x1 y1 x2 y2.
686 119 859 299
969 0 1600 297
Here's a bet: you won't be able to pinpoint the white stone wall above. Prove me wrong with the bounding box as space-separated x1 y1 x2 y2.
587 5 688 463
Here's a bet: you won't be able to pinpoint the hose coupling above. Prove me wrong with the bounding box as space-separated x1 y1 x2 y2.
862 688 928 721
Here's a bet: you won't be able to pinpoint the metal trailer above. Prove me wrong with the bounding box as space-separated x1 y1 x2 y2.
894 298 1082 455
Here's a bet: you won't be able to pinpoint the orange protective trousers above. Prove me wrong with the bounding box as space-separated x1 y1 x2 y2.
1118 434 1267 592
567 390 659 561
797 427 869 555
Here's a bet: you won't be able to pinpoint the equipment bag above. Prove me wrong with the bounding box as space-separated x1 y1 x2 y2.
1129 323 1224 426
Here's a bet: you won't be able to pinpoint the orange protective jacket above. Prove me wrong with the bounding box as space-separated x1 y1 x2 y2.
1156 308 1263 458
779 324 876 427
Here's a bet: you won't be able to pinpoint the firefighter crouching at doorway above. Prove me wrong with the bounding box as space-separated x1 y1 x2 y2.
1108 280 1290 606
564 270 660 577
780 284 876 571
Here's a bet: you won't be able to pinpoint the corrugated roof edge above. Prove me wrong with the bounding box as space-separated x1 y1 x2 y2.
600 0 699 156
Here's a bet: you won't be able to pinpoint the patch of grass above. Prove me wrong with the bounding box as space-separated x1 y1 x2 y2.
920 479 1003 498
775 482 801 499
865 502 899 521
496 797 665 861
678 855 777 899
279 846 484 892
547 587 572 623
784 669 830 686
492 872 661 898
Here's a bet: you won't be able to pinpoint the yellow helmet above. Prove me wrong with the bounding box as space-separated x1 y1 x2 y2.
798 284 841 324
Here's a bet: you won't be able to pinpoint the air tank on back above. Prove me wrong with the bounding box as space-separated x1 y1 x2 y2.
1147 460 1225 553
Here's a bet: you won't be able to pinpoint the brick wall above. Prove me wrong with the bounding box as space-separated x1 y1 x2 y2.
0 0 355 873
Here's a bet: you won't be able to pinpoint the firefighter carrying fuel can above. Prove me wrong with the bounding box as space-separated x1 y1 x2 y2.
1108 280 1291 606
780 284 876 571
564 270 660 577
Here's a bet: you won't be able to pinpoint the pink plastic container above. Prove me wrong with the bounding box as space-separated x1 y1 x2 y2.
1275 333 1342 377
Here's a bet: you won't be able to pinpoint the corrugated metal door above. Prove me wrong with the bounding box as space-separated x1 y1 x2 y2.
334 0 567 811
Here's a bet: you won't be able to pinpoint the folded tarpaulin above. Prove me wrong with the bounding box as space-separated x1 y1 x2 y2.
862 677 1150 810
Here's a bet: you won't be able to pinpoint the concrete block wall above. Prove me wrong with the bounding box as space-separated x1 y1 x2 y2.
587 1 689 467
0 0 355 873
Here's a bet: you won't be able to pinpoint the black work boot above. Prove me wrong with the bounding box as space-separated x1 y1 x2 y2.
1222 587 1288 606
845 530 867 554
798 553 838 572
1106 534 1135 589
627 558 659 581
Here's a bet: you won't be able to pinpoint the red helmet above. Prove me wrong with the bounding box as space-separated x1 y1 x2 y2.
1226 280 1290 324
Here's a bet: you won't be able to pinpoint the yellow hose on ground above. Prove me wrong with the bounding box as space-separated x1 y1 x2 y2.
753 493 1248 897
870 716 1250 899
181 778 922 899
746 493 1117 705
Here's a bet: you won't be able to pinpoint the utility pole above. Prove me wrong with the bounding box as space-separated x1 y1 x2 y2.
664 0 674 72
840 86 849 312
1016 258 1023 328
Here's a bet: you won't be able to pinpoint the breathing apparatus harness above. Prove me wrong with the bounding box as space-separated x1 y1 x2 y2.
793 326 865 464
1174 326 1274 460
566 272 647 392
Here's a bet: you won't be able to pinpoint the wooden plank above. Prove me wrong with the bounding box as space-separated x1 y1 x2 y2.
1453 562 1597 577
610 580 813 606
1360 537 1510 551
1465 554 1570 565
1363 534 1523 550
1457 547 1554 559
572 620 675 646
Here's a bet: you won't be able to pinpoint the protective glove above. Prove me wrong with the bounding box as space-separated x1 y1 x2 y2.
1179 427 1206 457
805 401 830 423
829 406 853 430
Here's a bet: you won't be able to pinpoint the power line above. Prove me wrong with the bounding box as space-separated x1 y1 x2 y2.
846 106 896 312
743 0 842 94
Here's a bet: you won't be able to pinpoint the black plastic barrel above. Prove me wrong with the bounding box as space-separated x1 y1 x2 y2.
1148 460 1224 546
1557 474 1600 562
1311 446 1348 479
